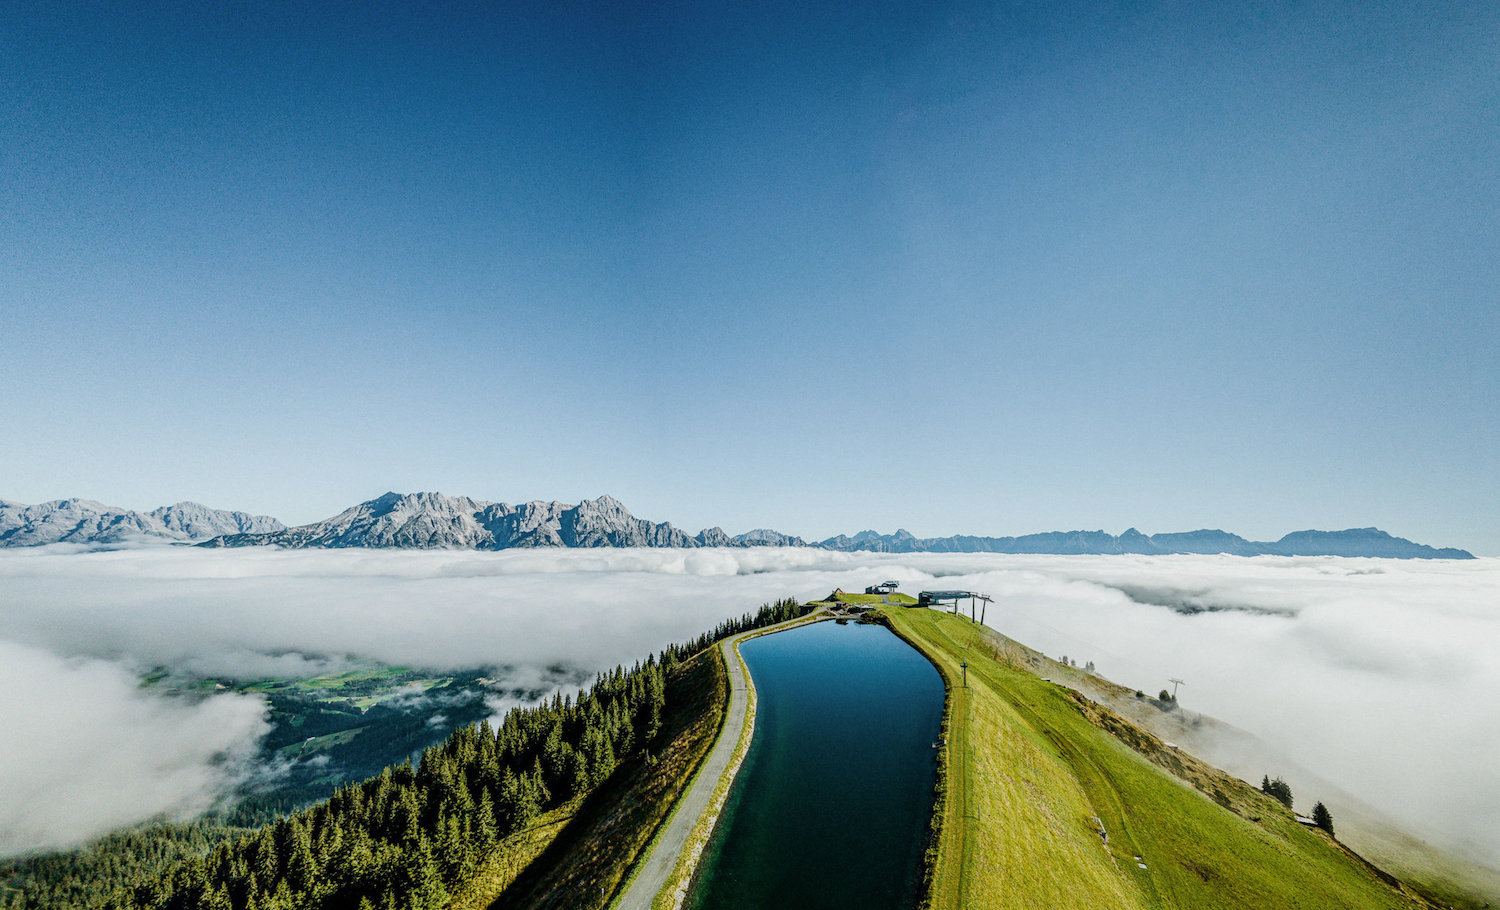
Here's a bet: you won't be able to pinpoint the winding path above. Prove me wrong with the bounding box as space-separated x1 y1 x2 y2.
615 633 755 910
616 611 824 909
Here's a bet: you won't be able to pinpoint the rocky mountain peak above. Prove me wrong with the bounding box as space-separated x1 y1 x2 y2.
0 498 284 546
149 502 285 538
733 528 808 547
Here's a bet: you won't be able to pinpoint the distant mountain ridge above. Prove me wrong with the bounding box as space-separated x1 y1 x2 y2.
813 525 1474 559
0 498 284 546
0 493 1473 558
200 492 809 551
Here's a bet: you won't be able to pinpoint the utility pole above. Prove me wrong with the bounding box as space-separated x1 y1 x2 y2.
1169 677 1185 699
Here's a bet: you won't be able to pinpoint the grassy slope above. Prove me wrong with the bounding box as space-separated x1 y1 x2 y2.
830 592 919 605
1334 814 1500 910
885 606 1439 910
1034 659 1500 910
1341 819 1500 910
449 645 729 910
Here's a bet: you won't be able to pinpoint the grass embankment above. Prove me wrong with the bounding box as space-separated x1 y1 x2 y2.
885 606 1439 910
449 645 729 910
829 591 919 606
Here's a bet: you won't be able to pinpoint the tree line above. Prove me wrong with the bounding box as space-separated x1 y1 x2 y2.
0 823 253 910
76 597 809 910
658 597 810 667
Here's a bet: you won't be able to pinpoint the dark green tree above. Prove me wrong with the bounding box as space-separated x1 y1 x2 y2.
1260 775 1294 809
1312 801 1334 835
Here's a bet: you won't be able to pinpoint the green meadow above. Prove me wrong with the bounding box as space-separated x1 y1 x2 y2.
884 605 1440 910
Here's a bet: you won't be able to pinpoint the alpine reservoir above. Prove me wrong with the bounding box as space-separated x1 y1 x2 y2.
685 619 946 909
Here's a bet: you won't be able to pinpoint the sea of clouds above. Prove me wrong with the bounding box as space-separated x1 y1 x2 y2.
0 545 1495 867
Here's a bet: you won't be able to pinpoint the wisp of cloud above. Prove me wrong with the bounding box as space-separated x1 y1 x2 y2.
0 639 268 856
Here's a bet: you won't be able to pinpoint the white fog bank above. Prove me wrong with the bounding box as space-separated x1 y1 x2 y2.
0 639 269 856
0 546 1495 868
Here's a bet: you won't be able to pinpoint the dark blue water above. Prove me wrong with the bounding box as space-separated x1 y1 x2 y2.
685 620 945 910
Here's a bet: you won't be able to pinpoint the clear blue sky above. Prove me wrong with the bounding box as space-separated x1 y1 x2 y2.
2 1 1496 551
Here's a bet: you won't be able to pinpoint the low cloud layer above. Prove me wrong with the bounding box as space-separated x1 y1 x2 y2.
0 639 268 856
913 555 1500 865
0 546 1495 869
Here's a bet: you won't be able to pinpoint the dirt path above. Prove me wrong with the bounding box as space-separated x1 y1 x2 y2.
614 633 754 910
615 610 827 909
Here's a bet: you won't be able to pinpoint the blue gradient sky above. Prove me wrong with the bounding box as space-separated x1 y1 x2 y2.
2 1 1496 551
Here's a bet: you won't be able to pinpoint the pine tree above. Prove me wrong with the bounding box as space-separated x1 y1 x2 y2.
201 884 233 910
268 879 294 910
496 766 525 833
566 749 590 800
1312 802 1334 835
529 758 551 808
512 766 540 830
387 790 421 847
1260 775 1294 809
474 788 498 849
284 822 318 896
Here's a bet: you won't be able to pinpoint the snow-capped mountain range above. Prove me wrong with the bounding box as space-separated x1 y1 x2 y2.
0 499 284 547
0 492 1473 558
201 492 806 550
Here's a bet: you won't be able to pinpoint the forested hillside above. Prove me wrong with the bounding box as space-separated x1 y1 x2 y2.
1 668 504 910
1 598 808 910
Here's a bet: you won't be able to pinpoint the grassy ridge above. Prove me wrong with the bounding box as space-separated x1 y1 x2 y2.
826 592 919 606
885 606 1437 910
